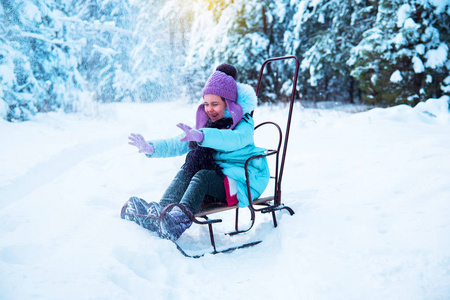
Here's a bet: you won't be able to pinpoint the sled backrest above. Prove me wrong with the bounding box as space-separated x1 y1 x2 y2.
250 56 300 208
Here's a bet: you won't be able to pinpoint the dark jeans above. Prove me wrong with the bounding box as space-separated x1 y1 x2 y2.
159 167 226 214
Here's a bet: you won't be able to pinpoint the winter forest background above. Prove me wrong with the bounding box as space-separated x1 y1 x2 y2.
1 0 449 122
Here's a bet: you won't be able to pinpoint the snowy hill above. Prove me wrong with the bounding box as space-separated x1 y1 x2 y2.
1 96 450 299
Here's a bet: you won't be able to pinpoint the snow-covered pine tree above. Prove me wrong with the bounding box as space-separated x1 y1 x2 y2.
421 1 450 100
157 0 196 101
348 0 449 106
215 0 273 95
285 0 328 103
66 0 136 103
0 0 83 121
285 0 378 104
183 0 236 101
185 0 294 103
129 0 194 102
255 0 297 103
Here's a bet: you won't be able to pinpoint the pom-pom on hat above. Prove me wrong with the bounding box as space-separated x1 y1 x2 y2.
216 63 237 79
196 64 243 130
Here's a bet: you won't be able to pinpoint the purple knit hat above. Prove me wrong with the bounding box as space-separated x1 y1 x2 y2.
196 67 243 130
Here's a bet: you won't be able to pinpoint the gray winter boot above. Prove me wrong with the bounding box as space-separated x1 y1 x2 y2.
161 206 193 241
121 197 163 233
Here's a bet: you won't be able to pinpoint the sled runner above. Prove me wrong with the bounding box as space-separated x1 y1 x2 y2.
161 56 300 257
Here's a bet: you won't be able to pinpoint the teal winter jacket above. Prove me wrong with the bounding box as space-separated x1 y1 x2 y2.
147 83 270 207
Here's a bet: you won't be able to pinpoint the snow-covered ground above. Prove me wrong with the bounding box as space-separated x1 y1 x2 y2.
1 97 450 299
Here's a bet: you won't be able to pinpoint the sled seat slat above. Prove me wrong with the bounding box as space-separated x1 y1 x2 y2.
195 196 274 218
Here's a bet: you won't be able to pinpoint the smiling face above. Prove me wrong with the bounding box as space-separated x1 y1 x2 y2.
203 94 227 122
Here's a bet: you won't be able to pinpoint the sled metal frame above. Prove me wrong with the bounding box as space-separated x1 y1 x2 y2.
161 56 300 257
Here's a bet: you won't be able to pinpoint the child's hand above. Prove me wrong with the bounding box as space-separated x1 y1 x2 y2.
177 123 204 143
128 133 154 154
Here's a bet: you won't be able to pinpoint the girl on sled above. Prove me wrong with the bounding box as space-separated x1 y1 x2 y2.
122 64 270 241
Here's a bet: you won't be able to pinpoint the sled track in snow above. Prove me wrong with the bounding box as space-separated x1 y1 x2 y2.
0 139 120 210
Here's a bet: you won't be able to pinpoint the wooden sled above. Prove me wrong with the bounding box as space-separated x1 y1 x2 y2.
160 56 300 257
